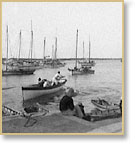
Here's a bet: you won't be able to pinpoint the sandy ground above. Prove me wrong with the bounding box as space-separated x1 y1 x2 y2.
2 112 122 134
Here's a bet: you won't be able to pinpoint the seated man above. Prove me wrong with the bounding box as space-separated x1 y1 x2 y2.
38 78 44 87
43 79 50 87
38 78 42 84
59 88 84 118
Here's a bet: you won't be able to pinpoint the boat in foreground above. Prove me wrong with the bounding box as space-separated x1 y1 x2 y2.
84 107 121 122
22 79 67 100
91 99 120 110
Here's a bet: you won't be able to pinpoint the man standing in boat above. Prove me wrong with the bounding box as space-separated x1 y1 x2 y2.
52 71 65 85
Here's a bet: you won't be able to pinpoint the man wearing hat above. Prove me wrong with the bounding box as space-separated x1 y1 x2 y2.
59 88 84 118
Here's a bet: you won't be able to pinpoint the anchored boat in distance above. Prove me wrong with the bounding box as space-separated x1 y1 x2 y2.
2 26 35 76
68 29 95 75
78 36 96 68
43 37 66 68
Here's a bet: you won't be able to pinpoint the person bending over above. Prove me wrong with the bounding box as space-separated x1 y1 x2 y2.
59 88 84 118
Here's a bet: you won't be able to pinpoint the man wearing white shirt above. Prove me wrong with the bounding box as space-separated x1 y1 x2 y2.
52 71 64 85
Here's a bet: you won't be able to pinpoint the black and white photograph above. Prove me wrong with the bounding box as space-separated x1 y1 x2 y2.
1 1 123 134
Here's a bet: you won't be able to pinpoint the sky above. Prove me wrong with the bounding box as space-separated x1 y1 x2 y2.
2 2 122 59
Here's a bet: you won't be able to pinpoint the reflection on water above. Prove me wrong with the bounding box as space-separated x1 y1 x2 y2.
2 60 122 113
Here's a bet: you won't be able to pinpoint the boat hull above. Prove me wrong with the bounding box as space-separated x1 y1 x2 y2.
78 61 96 67
68 68 95 75
44 64 65 68
22 79 67 100
91 99 120 110
2 70 35 76
84 108 121 122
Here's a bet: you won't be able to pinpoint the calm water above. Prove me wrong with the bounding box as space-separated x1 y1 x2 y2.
2 60 122 113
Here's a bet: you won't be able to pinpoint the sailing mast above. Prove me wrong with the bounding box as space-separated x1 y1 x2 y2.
83 41 84 60
52 45 54 59
75 29 78 68
6 25 9 71
54 37 57 60
18 30 21 60
43 37 46 61
30 20 33 63
89 36 90 63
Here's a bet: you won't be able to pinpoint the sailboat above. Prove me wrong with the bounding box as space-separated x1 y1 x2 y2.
68 29 95 75
44 37 66 68
78 36 96 67
42 37 47 64
2 26 35 76
17 21 43 70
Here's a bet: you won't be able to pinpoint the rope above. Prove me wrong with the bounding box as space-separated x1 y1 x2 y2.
23 114 37 127
2 105 36 127
3 105 49 127
2 86 16 90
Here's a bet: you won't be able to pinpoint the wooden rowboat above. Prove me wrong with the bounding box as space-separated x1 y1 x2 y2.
22 79 67 101
83 108 121 122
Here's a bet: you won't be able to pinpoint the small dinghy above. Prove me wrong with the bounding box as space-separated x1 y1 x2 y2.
91 98 120 110
22 79 67 100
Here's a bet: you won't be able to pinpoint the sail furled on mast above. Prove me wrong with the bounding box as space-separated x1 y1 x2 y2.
6 25 9 71
52 45 54 59
18 30 21 59
89 36 91 63
83 41 85 60
54 37 57 60
30 20 33 62
75 29 78 68
43 37 46 60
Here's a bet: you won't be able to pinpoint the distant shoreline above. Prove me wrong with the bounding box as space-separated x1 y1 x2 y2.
2 58 122 61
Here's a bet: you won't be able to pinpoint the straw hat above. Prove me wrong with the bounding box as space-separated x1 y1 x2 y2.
66 88 75 97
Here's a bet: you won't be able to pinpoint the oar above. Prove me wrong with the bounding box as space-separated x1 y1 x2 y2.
2 86 16 90
79 91 91 95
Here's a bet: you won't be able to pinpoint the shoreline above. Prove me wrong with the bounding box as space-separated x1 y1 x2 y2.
2 111 122 134
2 58 122 62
